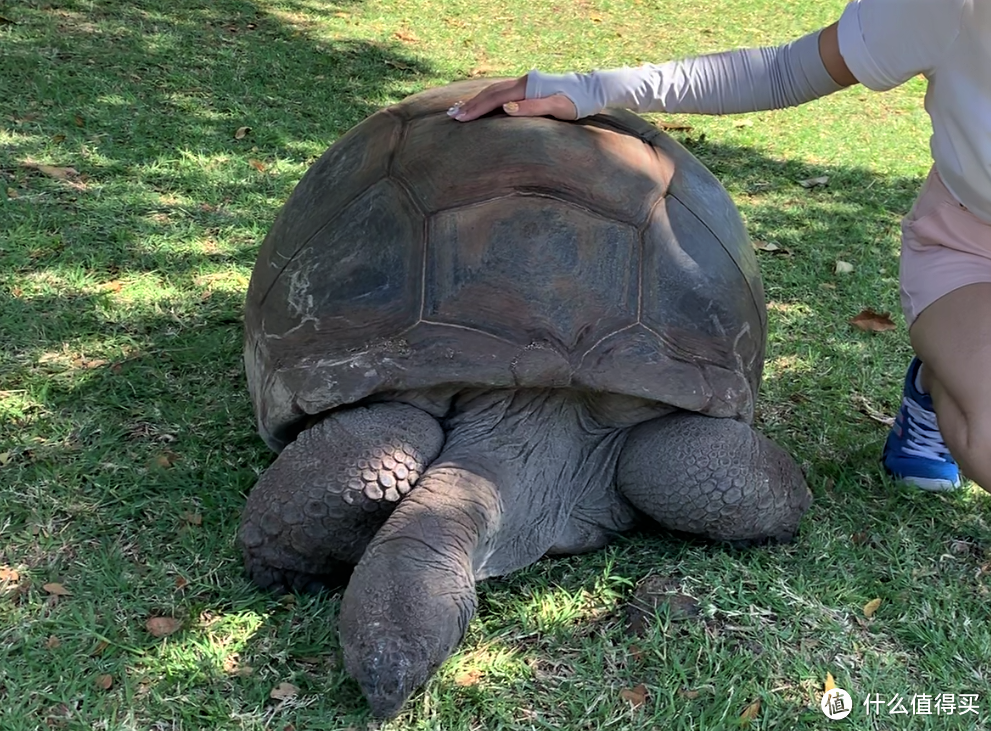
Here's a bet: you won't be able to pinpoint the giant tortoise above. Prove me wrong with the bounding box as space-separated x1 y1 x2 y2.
238 79 812 718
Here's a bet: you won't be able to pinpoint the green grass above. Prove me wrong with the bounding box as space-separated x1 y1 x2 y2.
1 0 990 729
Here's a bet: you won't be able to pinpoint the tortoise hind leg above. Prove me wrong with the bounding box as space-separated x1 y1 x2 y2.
616 413 812 544
238 402 445 594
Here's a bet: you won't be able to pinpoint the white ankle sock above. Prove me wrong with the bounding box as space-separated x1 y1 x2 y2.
915 362 927 394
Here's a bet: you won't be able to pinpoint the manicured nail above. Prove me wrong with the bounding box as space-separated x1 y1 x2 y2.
446 101 464 117
503 101 519 114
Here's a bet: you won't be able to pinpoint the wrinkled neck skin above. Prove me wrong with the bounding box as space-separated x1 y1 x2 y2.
339 388 664 717
439 388 659 577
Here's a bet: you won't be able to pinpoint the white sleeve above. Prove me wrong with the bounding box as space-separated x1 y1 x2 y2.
837 0 968 91
525 30 843 119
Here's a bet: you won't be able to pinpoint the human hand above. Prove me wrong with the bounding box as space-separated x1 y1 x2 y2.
447 75 578 122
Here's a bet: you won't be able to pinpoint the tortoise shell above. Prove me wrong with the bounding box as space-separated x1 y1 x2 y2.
244 79 766 451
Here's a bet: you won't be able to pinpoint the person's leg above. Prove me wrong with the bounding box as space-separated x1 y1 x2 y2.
883 167 991 491
882 352 963 491
908 283 991 492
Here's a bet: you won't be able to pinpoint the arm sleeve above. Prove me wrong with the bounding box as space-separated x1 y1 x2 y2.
836 0 967 91
524 30 844 119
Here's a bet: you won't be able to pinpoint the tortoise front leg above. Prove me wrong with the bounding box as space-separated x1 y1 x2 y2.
338 455 500 718
616 413 812 544
238 402 445 593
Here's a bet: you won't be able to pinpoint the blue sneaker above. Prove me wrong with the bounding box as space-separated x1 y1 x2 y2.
882 357 962 491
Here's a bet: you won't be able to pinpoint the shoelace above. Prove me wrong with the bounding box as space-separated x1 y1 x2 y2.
900 396 952 462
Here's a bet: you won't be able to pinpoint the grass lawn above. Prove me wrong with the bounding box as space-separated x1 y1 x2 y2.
2 0 990 728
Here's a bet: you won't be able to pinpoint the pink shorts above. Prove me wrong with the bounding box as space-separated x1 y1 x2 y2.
900 167 991 328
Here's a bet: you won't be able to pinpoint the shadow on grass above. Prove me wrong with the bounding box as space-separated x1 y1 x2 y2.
1 0 435 277
0 0 438 525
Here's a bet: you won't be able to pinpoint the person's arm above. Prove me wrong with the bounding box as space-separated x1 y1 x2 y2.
453 0 968 123
451 22 858 122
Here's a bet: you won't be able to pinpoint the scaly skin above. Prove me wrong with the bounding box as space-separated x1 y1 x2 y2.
616 412 813 543
245 390 812 717
334 389 811 717
238 402 444 593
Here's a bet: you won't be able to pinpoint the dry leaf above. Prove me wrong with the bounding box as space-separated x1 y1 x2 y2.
0 451 10 466
248 159 267 172
393 30 419 42
224 654 253 675
849 309 896 332
753 240 792 255
852 394 895 427
74 115 85 127
45 635 61 649
629 644 643 662
95 674 113 690
825 672 836 693
835 260 854 274
52 133 66 144
43 582 71 596
25 163 79 180
798 175 829 188
146 616 181 637
740 699 761 723
181 511 202 526
655 121 693 131
40 164 79 179
6 188 18 199
590 15 603 22
619 683 647 707
101 280 124 292
270 682 299 700
224 655 242 672
0 566 19 582
234 126 251 140
76 358 108 369
90 640 109 656
385 59 413 71
174 575 189 589
863 597 882 618
455 669 482 686
733 119 753 128
154 452 179 468
468 64 498 77
679 688 700 699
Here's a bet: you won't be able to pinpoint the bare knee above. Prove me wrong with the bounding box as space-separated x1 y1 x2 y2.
931 385 991 489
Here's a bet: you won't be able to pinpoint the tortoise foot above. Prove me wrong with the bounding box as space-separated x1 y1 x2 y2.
238 402 445 592
244 557 351 596
618 412 812 543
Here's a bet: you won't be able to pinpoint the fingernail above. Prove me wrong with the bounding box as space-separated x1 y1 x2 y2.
446 101 464 117
503 101 519 114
